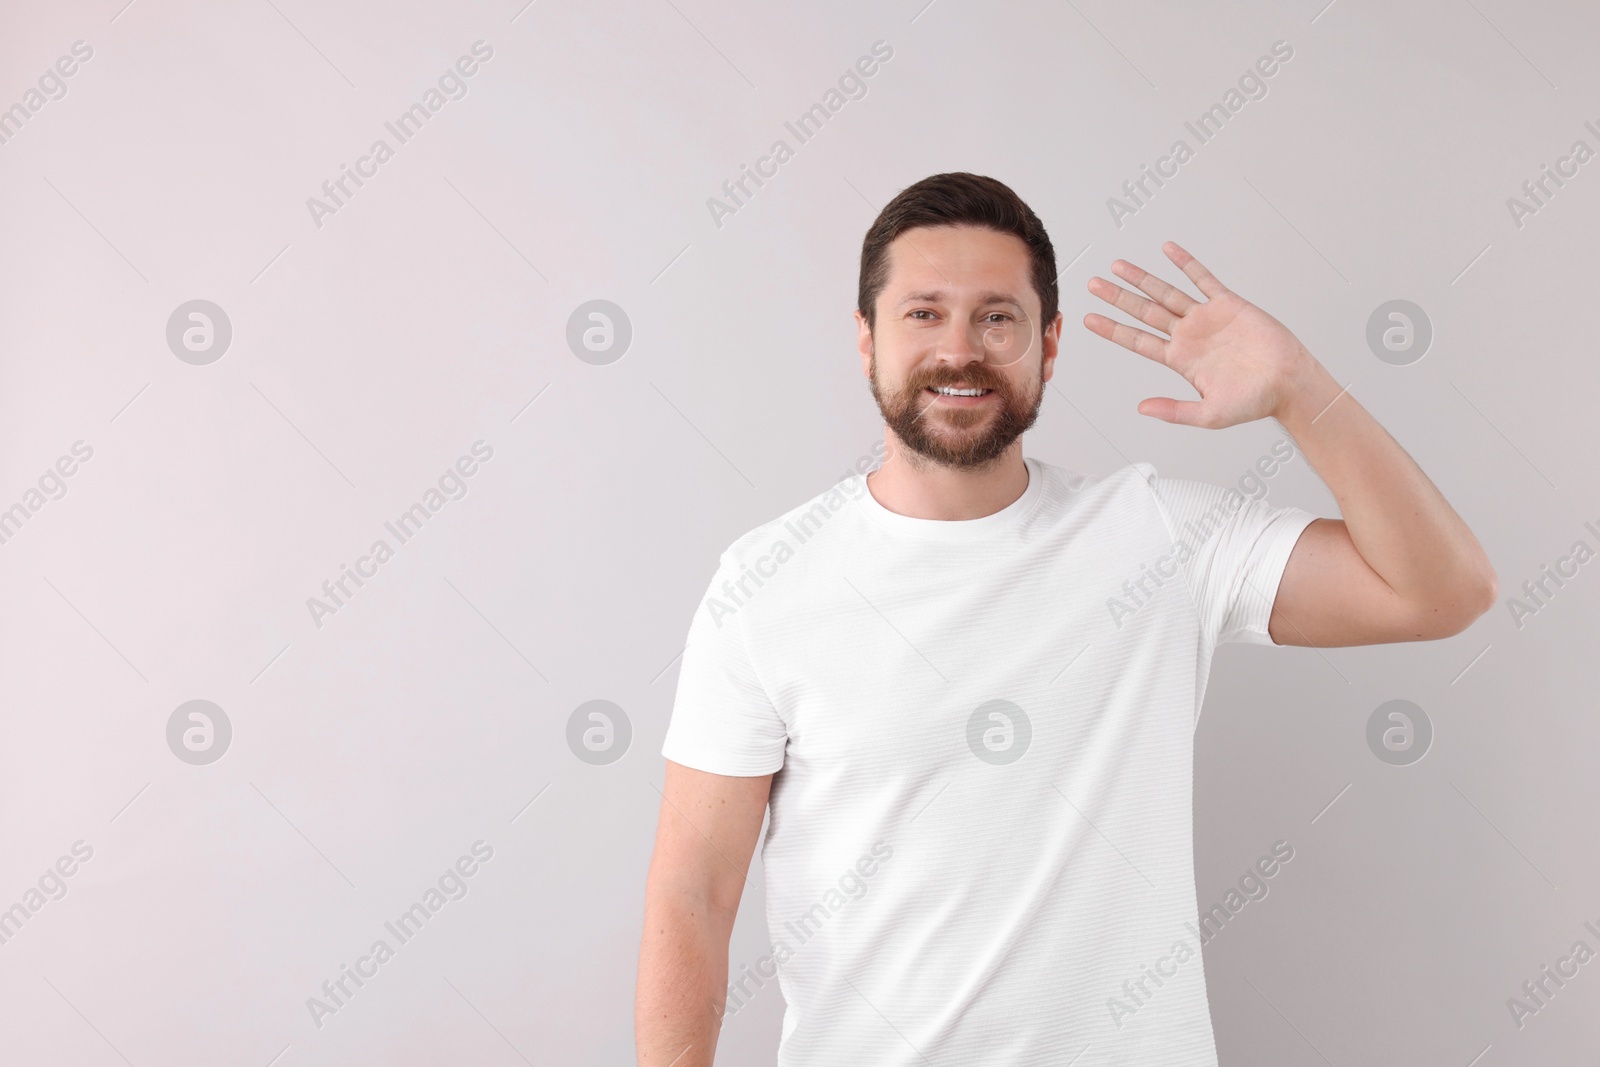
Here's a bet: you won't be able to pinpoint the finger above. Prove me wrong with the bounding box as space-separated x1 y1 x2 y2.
1137 396 1211 427
1110 258 1201 316
1082 312 1168 366
1086 276 1178 336
1161 241 1228 300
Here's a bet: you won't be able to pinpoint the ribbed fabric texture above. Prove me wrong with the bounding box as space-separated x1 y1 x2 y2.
663 456 1318 1066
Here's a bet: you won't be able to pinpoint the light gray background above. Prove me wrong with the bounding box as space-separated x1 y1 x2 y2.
1 0 1595 1063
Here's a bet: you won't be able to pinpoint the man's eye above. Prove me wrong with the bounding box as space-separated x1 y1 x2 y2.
985 313 1013 323
909 309 935 320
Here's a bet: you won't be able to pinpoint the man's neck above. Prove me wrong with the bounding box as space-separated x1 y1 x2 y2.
864 436 1030 520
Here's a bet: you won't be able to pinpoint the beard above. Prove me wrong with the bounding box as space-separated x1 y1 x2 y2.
868 354 1044 471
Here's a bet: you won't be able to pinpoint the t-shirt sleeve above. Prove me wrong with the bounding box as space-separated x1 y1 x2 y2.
660 551 789 776
1139 463 1319 648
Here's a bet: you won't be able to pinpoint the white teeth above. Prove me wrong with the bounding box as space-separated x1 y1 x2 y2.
933 386 988 396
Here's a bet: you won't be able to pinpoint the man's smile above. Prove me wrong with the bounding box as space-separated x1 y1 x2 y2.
925 385 995 406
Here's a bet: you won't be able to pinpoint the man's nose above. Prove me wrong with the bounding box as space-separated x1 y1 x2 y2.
932 320 988 365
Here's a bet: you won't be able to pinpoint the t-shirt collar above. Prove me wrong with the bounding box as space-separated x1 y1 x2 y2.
853 456 1044 540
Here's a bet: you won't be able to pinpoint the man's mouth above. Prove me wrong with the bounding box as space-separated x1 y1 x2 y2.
925 385 994 403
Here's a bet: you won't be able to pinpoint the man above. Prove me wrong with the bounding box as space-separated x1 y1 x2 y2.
635 172 1496 1065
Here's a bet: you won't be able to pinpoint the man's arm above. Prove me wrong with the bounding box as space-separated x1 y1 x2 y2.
637 760 772 1067
1084 241 1498 648
1264 358 1497 646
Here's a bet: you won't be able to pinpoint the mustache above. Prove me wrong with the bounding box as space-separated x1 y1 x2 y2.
907 366 1008 392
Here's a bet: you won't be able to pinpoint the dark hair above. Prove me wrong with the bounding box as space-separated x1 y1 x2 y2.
857 172 1058 334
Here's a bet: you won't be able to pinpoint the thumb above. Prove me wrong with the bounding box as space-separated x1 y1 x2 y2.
1137 397 1209 427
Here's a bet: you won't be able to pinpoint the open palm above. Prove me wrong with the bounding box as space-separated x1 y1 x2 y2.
1083 242 1311 429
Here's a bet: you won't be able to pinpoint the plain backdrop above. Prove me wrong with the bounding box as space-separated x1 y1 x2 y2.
1 0 1596 1063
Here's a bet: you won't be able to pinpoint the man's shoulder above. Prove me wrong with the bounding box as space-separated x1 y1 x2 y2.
1039 454 1157 478
1030 455 1158 504
716 470 871 564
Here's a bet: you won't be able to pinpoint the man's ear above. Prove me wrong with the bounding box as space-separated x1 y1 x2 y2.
855 310 874 379
1040 311 1063 384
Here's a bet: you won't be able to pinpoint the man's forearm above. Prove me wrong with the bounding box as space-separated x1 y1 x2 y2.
1273 353 1497 618
637 889 732 1067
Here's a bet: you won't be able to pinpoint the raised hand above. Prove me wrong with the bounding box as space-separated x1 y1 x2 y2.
1083 241 1316 429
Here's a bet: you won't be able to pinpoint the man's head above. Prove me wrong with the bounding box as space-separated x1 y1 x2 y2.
856 173 1061 472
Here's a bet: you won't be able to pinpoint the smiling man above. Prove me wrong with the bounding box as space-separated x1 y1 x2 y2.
636 172 1497 1066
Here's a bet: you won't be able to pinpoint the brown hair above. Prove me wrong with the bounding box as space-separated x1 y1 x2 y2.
857 172 1059 333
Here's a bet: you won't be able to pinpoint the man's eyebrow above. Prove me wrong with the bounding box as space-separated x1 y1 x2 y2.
896 290 1025 309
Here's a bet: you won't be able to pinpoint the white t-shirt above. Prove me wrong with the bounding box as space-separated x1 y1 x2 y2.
662 455 1318 1066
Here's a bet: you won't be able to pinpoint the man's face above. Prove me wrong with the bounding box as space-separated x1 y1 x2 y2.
857 224 1060 470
